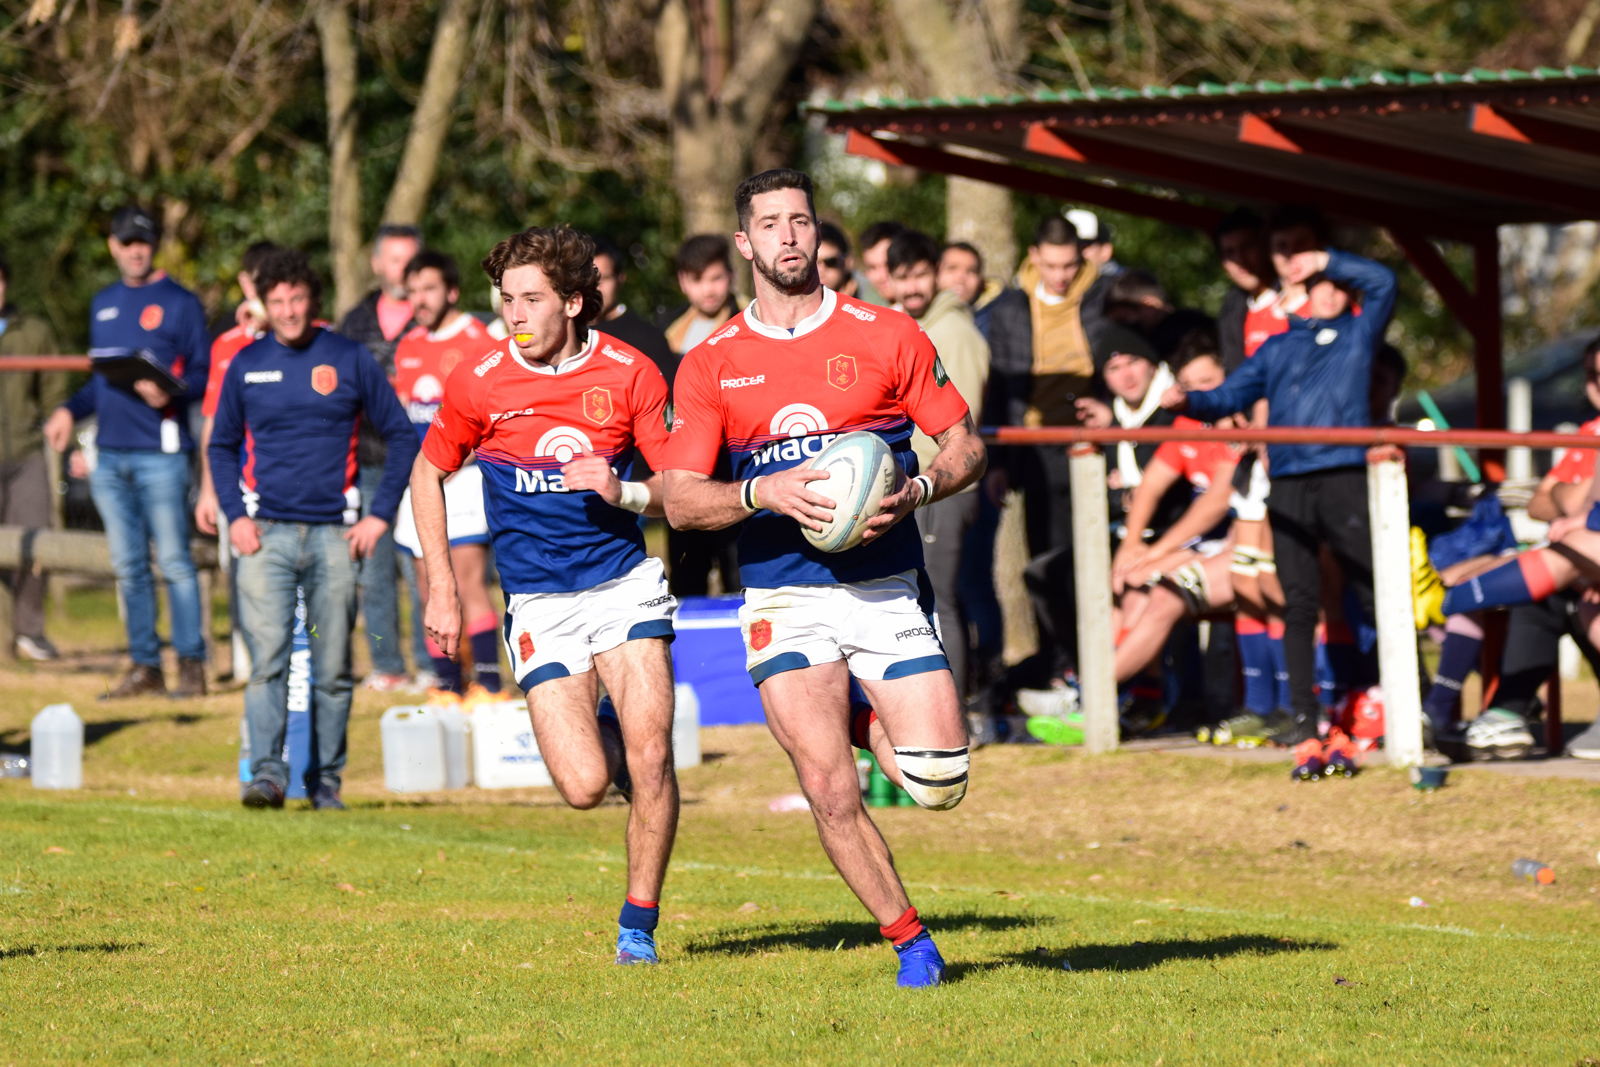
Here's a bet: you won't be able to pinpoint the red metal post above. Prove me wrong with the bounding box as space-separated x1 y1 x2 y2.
1474 228 1506 708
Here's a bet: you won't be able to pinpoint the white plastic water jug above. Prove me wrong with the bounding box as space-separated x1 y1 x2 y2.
673 684 702 769
472 701 552 788
436 704 472 790
31 704 82 790
379 706 446 793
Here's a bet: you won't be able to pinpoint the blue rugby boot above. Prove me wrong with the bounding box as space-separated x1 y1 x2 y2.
894 931 945 988
616 926 659 965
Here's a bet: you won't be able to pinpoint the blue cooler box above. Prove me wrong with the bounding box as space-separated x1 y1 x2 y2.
672 596 766 725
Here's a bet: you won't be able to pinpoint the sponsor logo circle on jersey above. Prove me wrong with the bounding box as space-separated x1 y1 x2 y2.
534 426 595 463
139 304 164 331
769 403 829 438
411 373 444 403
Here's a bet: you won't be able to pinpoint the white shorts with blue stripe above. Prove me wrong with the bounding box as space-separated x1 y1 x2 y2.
503 556 676 689
739 569 950 686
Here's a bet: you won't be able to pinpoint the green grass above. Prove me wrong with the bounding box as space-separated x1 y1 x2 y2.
3 591 1600 1063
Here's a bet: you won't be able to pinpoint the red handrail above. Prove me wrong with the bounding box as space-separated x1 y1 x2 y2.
0 356 91 371
981 425 1584 450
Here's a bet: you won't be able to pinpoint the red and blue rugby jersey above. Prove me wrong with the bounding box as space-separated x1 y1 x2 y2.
662 288 969 588
394 312 493 439
421 330 671 595
209 328 418 526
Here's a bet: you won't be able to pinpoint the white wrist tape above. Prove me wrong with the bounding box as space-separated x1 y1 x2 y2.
617 480 651 514
912 474 936 508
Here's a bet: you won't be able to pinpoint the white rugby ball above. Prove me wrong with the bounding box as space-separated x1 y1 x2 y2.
802 431 901 553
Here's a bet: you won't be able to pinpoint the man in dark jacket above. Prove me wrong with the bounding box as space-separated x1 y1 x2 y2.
593 238 677 388
985 215 1108 556
0 251 68 660
45 205 211 699
1165 247 1397 745
336 223 422 690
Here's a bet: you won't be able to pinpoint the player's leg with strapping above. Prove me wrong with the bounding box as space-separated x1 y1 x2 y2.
593 635 679 964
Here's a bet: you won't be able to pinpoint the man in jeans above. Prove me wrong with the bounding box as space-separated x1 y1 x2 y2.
0 249 68 661
210 250 417 809
337 223 423 691
44 206 211 698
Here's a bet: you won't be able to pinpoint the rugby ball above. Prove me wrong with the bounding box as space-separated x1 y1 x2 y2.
802 431 901 553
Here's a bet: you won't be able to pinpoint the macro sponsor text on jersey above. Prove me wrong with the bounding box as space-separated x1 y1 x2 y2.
662 287 968 588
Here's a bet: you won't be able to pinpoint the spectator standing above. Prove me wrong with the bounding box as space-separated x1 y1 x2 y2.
592 238 677 388
660 235 742 595
210 250 418 809
1068 210 1121 277
986 215 1103 555
857 220 906 307
0 250 68 661
1165 247 1397 745
818 223 885 305
1212 208 1280 372
1102 270 1214 362
660 235 741 355
44 206 210 698
336 224 422 692
196 241 278 535
936 242 1004 342
888 231 991 695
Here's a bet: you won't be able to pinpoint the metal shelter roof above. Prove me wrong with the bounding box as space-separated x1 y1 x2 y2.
813 66 1600 238
811 66 1600 452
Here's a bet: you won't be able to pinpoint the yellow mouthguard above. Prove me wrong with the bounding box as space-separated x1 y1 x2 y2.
513 333 534 344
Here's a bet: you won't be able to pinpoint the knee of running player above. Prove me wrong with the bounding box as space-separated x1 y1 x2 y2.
893 746 970 811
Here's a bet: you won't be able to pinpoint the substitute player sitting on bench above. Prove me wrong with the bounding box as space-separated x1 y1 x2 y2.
661 169 985 988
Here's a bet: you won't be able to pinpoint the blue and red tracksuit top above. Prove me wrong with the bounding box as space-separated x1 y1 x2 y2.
208 327 418 527
66 275 211 451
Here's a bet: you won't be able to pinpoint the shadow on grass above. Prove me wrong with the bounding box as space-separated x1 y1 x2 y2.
944 934 1337 983
685 912 1043 957
0 718 145 754
1 941 145 961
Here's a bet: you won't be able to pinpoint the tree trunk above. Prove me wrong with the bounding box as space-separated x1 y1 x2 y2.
315 0 364 318
657 0 818 239
888 0 1021 278
382 0 481 226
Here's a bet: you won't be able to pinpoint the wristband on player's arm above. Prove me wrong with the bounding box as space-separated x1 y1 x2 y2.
617 480 651 514
912 474 935 509
740 476 763 513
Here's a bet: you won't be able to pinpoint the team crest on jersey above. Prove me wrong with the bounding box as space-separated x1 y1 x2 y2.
311 365 338 395
517 631 535 663
827 354 858 392
933 355 950 387
748 618 772 652
139 305 164 331
440 349 464 376
582 386 614 426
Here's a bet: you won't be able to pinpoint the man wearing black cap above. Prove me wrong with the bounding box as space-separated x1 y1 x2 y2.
44 205 211 698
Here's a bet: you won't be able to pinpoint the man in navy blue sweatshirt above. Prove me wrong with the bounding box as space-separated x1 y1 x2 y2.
209 249 418 810
1162 246 1396 746
44 205 211 700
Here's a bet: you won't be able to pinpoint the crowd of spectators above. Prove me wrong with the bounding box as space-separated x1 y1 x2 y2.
5 187 1600 806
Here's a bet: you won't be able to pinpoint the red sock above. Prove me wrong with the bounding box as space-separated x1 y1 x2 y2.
1267 617 1285 640
879 906 924 946
467 611 498 636
1519 552 1558 601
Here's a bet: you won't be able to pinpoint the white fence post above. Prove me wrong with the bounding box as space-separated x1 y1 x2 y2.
1069 446 1117 754
1367 458 1424 768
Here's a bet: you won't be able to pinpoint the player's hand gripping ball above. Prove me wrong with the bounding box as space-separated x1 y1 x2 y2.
802 431 902 553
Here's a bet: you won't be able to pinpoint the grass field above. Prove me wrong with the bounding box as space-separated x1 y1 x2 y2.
3 591 1600 1064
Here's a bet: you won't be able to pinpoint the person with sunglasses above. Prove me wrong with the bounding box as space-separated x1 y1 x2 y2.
817 222 885 306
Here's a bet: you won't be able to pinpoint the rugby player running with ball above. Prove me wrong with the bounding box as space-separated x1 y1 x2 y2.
662 169 986 987
412 227 679 966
